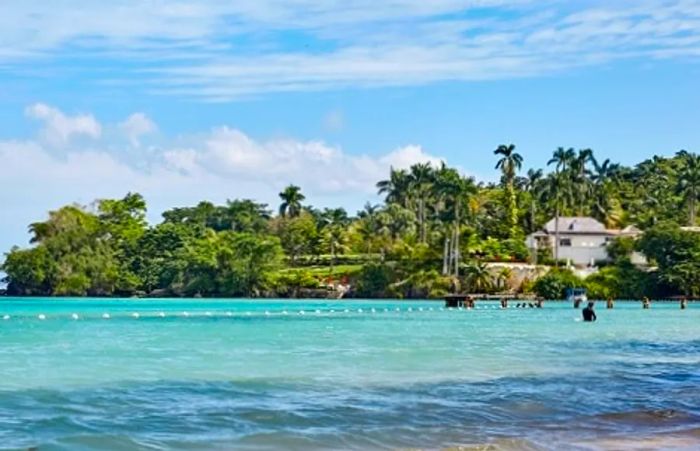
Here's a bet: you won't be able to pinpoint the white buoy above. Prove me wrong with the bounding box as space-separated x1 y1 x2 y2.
246 312 251 316
315 309 321 314
102 313 110 319
38 314 46 320
395 307 400 312
330 309 335 313
384 308 388 312
159 312 166 318
358 308 363 313
183 311 190 317
299 310 305 315
2 315 9 320
283 310 288 315
226 311 233 317
205 311 212 317
429 307 434 311
344 309 350 313
371 308 376 313
419 307 423 311
265 311 270 316
71 313 79 320
132 312 140 319
408 307 413 312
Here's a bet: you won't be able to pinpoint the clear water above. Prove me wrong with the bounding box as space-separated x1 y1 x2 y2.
0 298 699 450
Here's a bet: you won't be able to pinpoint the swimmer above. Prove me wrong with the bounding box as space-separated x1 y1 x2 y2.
582 301 597 322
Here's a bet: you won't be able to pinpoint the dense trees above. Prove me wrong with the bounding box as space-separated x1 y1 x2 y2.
3 147 700 298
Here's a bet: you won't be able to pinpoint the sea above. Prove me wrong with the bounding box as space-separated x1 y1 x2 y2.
0 298 698 450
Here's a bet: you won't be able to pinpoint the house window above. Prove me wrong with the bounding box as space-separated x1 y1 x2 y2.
560 238 572 247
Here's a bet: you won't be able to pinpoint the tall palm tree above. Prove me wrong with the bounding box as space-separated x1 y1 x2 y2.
278 185 306 217
320 208 349 274
377 168 411 208
571 149 594 215
494 144 523 238
435 165 476 276
591 158 622 227
676 150 700 226
524 168 544 234
547 147 575 265
409 163 435 243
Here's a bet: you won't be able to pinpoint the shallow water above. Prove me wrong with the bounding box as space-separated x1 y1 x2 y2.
0 298 699 450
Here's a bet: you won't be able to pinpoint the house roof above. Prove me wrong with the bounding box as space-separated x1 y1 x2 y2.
542 217 608 234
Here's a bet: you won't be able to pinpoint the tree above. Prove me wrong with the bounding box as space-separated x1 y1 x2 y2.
675 151 700 226
409 162 435 243
636 222 700 296
463 261 492 293
319 208 349 274
278 185 306 217
547 147 576 265
494 144 523 238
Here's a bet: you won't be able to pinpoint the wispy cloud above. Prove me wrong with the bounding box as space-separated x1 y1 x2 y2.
2 1 700 99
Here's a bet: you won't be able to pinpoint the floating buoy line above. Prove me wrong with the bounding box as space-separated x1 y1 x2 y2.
0 305 500 321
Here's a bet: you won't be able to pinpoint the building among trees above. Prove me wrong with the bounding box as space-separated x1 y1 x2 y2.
526 217 641 267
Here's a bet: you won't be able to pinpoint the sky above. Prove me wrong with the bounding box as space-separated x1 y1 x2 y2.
1 0 700 253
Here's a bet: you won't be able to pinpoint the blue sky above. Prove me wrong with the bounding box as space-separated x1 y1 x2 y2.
1 0 700 253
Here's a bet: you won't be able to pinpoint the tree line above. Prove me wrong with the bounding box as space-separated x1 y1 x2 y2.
3 146 700 298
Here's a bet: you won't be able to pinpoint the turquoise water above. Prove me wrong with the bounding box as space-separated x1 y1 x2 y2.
0 298 699 450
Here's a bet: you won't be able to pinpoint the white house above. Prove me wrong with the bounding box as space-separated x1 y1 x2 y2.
526 217 641 267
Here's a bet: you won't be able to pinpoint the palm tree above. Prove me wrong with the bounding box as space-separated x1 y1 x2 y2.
377 168 411 208
524 169 544 234
409 163 436 243
570 149 594 215
464 261 492 293
591 158 622 227
435 165 476 276
278 185 305 217
676 150 700 226
547 147 575 265
320 208 349 274
494 144 523 237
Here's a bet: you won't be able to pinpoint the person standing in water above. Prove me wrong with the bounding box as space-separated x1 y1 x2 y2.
582 302 597 322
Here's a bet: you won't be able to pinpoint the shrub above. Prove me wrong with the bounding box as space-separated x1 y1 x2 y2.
533 268 582 299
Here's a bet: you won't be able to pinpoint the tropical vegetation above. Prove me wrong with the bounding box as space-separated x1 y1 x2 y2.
4 146 700 298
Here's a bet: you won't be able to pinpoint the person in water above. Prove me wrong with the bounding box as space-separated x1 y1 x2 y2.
582 302 597 322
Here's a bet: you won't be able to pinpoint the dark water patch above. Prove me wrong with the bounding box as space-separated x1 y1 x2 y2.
2 365 700 450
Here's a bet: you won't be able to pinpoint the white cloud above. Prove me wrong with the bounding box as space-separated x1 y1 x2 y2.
120 113 157 146
380 145 444 169
0 105 446 252
25 103 102 145
163 126 441 193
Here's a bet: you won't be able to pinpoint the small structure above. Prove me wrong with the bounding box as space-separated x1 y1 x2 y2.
642 297 651 309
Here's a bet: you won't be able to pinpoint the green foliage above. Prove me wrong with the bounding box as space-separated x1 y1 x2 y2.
533 268 582 299
584 262 655 299
5 147 700 299
354 263 394 298
636 223 700 296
